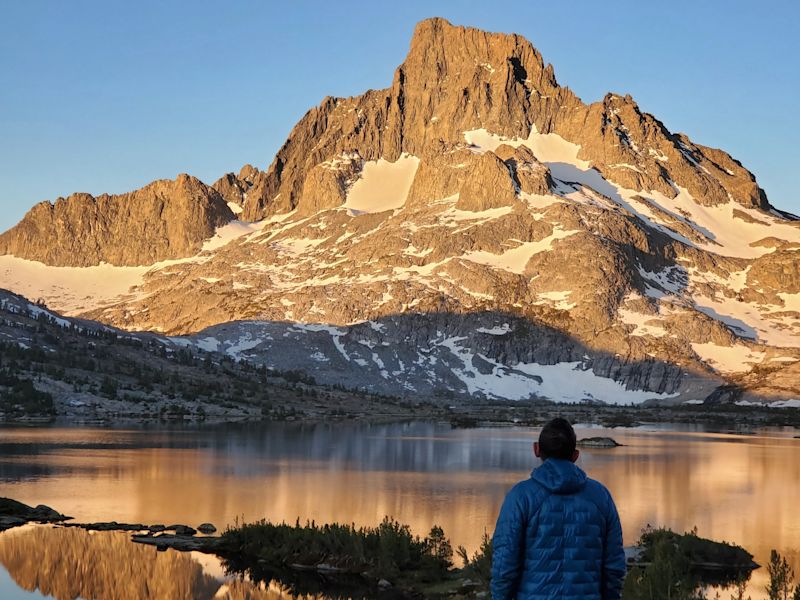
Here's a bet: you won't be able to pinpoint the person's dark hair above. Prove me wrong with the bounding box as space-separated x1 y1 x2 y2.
538 418 577 460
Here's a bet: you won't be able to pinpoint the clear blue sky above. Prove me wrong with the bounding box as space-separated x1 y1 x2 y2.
1 0 798 231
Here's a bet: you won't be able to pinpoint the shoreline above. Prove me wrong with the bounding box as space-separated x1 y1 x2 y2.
3 399 800 433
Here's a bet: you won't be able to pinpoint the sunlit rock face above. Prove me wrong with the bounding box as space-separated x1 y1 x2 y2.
1 18 799 403
0 175 234 267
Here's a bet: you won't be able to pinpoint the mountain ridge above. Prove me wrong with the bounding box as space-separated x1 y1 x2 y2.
1 18 799 405
0 174 234 267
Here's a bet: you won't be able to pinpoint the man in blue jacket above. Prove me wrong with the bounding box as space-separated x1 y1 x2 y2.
491 418 626 599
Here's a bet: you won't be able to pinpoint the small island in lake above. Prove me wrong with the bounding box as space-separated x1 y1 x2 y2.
577 437 622 448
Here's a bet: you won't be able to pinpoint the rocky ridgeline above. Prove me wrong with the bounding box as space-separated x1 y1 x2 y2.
1 18 780 264
0 18 799 404
225 18 769 220
0 174 233 266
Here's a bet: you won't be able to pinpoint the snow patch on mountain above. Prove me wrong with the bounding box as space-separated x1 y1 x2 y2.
691 293 800 347
465 126 797 260
464 126 591 173
0 255 153 314
476 323 512 335
202 219 265 251
0 295 72 328
690 342 766 373
460 227 578 274
618 304 669 338
737 399 800 409
647 188 798 259
344 154 420 214
441 205 514 224
438 335 675 403
533 291 576 311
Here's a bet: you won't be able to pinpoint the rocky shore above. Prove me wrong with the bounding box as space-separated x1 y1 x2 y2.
0 498 70 532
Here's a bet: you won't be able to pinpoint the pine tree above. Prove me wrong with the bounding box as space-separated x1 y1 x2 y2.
766 550 795 600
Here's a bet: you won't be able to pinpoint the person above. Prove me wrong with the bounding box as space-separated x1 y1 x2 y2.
490 418 626 599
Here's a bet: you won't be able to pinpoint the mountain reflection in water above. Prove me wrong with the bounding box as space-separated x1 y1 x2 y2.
0 525 318 599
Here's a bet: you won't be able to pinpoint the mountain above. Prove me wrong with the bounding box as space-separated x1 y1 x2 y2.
0 174 234 267
1 18 799 406
0 289 418 421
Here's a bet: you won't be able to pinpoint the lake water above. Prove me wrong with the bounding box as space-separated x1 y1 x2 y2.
0 421 799 598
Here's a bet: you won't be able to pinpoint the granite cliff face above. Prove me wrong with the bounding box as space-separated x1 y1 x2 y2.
232 18 770 221
0 174 234 266
1 18 799 404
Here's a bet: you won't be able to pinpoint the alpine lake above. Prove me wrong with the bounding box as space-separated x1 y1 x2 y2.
0 421 798 599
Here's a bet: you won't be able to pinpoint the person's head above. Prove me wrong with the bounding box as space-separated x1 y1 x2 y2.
533 418 579 462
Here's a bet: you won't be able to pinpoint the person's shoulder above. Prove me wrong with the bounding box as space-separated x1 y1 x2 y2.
583 477 616 506
584 476 611 493
508 477 538 495
505 476 546 504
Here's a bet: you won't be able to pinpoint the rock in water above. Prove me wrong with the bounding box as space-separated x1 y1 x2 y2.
0 497 69 531
577 437 622 448
166 524 197 536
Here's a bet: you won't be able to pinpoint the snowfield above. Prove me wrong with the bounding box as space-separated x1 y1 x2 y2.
343 154 420 214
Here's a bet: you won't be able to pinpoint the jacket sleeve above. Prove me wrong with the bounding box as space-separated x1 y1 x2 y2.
602 490 627 600
490 484 528 600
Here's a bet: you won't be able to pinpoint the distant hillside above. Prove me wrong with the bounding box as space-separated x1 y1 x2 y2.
0 289 417 421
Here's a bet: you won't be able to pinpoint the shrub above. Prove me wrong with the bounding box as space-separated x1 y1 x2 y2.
457 531 492 587
218 516 453 584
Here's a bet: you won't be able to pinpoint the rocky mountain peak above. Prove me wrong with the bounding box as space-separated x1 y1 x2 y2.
232 18 775 221
394 17 561 141
0 174 233 267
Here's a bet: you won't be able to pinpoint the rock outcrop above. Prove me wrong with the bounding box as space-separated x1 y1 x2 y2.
0 174 234 267
211 164 267 213
455 151 518 211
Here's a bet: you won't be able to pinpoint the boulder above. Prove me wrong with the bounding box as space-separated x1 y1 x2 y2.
167 524 197 536
197 523 217 534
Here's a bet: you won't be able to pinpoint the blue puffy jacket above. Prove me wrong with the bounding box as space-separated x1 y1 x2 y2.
490 459 626 600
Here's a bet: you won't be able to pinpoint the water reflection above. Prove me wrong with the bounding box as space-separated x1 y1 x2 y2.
0 525 218 599
0 525 331 599
0 422 798 598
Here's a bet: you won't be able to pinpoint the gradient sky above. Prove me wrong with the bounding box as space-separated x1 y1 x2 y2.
1 0 798 232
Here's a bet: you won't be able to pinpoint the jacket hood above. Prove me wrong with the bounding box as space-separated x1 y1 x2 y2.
531 459 588 494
